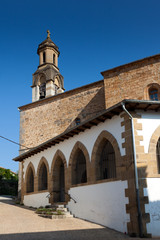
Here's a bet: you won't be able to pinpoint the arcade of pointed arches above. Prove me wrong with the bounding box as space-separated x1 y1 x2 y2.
24 128 160 203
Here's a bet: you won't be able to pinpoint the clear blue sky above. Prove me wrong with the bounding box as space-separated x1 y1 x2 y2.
1 0 160 172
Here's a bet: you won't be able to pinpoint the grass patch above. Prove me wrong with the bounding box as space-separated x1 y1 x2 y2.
35 207 64 215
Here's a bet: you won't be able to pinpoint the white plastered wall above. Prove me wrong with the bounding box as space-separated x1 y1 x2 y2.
144 178 160 237
67 180 130 233
24 192 50 208
136 111 160 153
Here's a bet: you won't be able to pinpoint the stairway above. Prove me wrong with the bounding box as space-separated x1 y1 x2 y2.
36 204 73 219
52 204 73 218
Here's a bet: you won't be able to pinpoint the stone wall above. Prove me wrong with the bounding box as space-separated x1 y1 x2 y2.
102 56 160 108
19 81 105 150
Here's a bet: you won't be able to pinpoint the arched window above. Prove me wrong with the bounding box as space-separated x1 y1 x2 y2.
39 75 46 99
156 138 160 174
96 139 116 180
43 52 46 63
72 149 87 185
39 83 46 99
38 162 48 191
149 88 158 101
26 167 34 193
53 54 55 64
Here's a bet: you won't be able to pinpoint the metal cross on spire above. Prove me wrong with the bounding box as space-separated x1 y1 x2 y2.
47 30 51 39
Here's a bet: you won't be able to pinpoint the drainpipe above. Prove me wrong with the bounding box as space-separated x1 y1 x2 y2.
121 102 143 238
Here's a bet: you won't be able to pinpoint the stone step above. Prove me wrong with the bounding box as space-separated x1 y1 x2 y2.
51 203 67 208
39 204 73 218
65 212 73 218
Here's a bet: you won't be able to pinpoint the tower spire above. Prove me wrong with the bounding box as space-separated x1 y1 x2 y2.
31 32 64 102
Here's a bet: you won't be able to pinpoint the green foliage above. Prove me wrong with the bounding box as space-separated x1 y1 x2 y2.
0 168 18 180
0 168 18 196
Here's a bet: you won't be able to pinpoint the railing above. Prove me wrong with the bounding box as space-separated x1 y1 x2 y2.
46 190 77 203
65 191 77 203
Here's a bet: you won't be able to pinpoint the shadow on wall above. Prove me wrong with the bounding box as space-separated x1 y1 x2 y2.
66 87 105 130
136 166 149 236
137 163 160 237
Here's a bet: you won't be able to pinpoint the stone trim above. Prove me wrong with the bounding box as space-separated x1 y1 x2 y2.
24 162 36 195
121 112 139 236
51 150 67 172
148 125 160 176
133 117 151 237
91 130 121 183
121 112 151 237
37 157 50 192
50 150 68 203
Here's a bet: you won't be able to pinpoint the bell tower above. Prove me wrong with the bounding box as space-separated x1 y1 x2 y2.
32 30 64 102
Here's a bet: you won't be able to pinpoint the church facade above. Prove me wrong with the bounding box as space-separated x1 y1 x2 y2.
14 31 160 237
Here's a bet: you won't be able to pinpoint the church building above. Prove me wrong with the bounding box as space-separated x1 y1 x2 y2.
13 31 160 238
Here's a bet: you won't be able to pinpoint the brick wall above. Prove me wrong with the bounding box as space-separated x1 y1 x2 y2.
19 81 105 150
102 56 160 108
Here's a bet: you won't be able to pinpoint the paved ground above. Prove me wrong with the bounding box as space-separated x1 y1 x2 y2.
0 196 159 240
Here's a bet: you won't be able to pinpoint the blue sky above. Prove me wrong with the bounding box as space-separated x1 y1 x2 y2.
1 0 160 172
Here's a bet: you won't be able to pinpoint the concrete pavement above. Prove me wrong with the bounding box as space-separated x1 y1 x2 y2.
0 196 159 240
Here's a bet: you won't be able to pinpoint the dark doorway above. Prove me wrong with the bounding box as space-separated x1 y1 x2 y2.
53 157 65 202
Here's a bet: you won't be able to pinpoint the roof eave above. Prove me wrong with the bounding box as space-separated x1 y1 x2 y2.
13 99 160 162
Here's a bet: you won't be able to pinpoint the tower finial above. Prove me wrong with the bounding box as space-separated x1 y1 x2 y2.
47 30 51 39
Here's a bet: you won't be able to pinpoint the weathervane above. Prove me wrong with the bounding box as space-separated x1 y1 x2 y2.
47 30 51 39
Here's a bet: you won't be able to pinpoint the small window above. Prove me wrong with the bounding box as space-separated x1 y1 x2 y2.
43 52 46 63
156 138 160 174
53 54 55 64
75 118 81 125
149 88 158 101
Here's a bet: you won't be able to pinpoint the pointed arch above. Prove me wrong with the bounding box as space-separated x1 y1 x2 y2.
37 157 49 191
54 73 64 89
51 150 67 173
148 125 160 174
69 141 90 185
38 73 46 85
25 162 35 193
148 125 160 153
37 73 46 99
91 130 121 181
